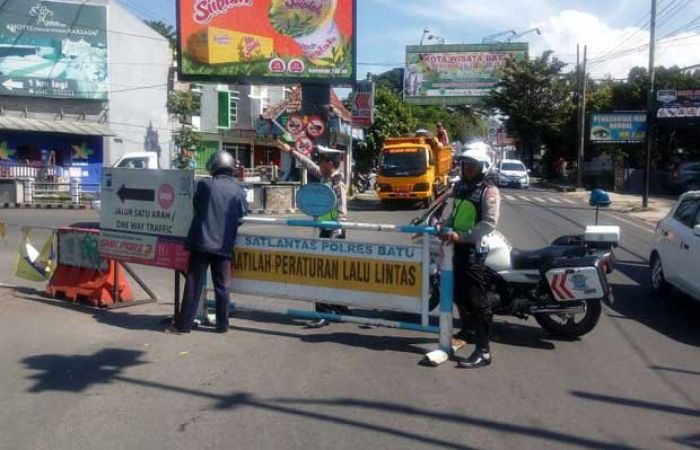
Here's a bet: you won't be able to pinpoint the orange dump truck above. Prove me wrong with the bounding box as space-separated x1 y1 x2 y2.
376 136 453 208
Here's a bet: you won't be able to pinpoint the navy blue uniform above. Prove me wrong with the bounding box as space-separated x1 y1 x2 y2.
176 175 247 332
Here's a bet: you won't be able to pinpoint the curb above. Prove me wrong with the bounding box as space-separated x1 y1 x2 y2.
249 209 298 215
1 203 90 210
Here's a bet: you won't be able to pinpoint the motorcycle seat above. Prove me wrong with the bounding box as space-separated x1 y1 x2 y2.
511 246 585 270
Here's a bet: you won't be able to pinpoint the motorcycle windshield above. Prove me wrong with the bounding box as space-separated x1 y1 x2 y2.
380 149 428 177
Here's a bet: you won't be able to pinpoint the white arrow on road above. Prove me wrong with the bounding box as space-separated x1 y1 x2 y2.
2 79 24 91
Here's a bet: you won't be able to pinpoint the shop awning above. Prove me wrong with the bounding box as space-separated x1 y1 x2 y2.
0 116 115 136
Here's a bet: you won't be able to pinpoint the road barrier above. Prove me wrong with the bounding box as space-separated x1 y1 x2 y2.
200 217 456 365
2 223 157 309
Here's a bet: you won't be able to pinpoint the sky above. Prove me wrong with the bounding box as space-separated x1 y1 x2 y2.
122 0 700 80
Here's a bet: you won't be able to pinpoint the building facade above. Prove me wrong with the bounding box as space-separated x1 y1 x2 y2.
0 0 172 191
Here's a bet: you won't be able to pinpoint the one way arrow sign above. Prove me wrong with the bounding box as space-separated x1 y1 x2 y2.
2 79 23 91
117 184 155 203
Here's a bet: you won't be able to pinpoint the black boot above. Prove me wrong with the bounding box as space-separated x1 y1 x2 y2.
457 348 492 368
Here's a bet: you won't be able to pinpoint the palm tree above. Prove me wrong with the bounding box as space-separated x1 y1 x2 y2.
144 20 176 49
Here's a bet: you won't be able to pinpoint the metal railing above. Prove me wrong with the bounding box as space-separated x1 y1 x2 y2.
22 179 99 205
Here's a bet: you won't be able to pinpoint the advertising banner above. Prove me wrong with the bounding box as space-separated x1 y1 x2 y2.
656 89 700 119
232 234 424 312
177 0 356 83
404 43 527 105
352 80 374 127
0 0 108 100
590 112 647 143
98 169 195 271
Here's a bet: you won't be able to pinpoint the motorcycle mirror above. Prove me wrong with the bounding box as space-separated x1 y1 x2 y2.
589 189 611 207
694 224 700 237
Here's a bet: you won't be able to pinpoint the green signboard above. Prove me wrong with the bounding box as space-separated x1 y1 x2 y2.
0 0 108 100
404 43 528 106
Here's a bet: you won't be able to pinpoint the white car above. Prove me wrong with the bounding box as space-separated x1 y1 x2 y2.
650 191 700 301
497 159 529 189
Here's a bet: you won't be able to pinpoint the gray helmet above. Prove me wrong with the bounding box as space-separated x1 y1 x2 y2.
207 151 236 176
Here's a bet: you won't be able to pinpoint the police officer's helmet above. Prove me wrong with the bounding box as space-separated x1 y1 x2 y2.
207 151 236 176
313 145 345 169
457 148 492 177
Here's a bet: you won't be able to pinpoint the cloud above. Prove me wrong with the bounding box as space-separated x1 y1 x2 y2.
529 10 700 78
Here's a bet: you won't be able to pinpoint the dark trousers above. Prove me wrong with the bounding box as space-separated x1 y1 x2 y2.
317 228 348 315
176 251 231 332
454 247 492 352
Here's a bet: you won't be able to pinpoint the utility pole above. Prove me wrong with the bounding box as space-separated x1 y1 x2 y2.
575 44 580 175
577 45 588 188
643 0 657 208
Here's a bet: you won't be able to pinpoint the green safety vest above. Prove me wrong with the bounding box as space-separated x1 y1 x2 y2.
450 183 485 233
318 179 339 222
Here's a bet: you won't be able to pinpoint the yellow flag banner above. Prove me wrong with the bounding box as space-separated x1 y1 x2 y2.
14 228 57 282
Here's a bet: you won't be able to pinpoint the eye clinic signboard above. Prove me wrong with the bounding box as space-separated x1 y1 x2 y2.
177 0 356 83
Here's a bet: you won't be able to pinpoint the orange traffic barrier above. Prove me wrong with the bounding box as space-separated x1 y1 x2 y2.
47 260 134 307
47 228 134 308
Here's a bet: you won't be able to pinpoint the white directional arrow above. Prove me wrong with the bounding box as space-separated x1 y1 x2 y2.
2 79 24 91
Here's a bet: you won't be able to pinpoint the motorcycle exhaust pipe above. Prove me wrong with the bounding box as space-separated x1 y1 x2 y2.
530 305 586 315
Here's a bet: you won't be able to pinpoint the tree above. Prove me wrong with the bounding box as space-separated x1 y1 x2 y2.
168 91 202 168
144 20 176 50
489 51 575 168
357 85 417 171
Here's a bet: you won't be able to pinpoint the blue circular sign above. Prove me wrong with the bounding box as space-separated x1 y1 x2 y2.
296 183 337 218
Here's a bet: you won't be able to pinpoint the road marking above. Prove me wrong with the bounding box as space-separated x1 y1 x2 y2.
603 211 657 234
560 198 576 204
516 195 531 202
532 197 547 203
504 194 517 201
548 197 562 204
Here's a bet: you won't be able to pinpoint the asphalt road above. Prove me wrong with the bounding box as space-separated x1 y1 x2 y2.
0 189 698 450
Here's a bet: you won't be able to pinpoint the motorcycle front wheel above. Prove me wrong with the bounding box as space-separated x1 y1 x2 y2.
534 298 602 337
356 182 367 193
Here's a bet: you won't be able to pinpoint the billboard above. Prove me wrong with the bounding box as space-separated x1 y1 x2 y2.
590 112 647 143
656 89 700 119
177 0 356 84
352 79 374 127
404 43 527 106
0 1 108 100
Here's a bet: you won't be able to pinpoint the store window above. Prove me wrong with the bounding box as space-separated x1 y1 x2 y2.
223 143 251 168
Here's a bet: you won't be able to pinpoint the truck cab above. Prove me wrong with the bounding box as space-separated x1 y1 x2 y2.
377 136 452 208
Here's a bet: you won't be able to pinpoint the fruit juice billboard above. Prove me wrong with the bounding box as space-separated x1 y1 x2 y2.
177 0 356 84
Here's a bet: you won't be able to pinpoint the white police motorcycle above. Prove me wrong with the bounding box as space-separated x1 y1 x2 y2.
413 190 618 338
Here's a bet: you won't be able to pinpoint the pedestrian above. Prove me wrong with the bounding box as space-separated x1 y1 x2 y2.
166 151 248 334
441 148 501 368
275 138 349 328
436 122 450 146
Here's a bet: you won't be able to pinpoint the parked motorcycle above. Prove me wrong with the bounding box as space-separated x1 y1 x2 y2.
411 192 619 338
353 170 377 193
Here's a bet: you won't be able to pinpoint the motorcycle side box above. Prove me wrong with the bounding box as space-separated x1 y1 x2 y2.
540 256 611 302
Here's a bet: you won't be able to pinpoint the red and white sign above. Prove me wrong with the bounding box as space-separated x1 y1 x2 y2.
286 114 305 135
99 231 190 272
352 80 375 127
296 136 314 155
306 115 325 138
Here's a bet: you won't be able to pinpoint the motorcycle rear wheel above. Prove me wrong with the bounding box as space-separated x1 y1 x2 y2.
534 298 601 337
356 182 367 194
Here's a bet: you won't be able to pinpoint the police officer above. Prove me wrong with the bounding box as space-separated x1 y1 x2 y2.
441 149 501 368
167 151 248 334
275 139 349 328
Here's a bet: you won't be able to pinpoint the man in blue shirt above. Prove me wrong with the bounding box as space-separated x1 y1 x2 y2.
167 151 247 334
